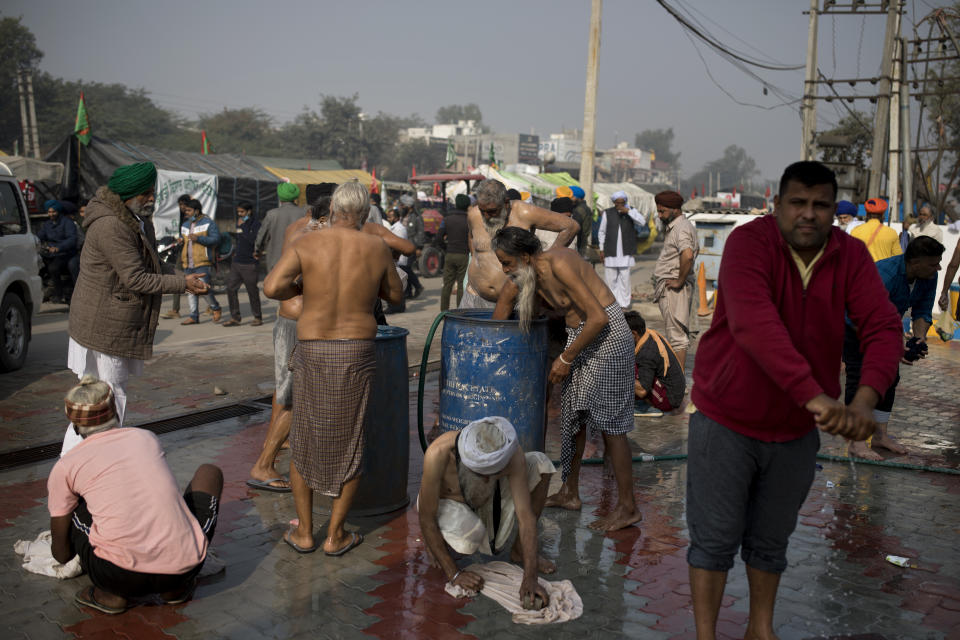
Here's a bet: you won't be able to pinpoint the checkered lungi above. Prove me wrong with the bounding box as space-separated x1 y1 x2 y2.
559 302 634 481
289 338 376 497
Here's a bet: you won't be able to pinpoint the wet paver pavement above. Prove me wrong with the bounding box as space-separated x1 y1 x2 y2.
2 334 960 639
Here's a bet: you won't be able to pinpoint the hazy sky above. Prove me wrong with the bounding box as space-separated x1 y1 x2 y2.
6 0 922 181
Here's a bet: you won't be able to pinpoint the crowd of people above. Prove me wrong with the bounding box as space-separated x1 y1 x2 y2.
43 158 956 637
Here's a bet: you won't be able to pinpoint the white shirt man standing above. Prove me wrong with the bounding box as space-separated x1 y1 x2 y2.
597 191 646 309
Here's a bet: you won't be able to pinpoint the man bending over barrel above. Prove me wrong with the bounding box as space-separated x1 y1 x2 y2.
463 179 580 308
418 417 555 605
491 226 639 531
264 181 404 556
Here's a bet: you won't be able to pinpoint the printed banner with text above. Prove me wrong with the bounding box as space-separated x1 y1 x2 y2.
153 169 218 241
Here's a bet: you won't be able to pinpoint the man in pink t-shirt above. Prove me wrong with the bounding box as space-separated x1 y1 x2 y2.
48 376 223 614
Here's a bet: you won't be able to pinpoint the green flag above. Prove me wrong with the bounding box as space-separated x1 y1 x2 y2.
488 142 495 164
74 92 91 146
445 139 456 168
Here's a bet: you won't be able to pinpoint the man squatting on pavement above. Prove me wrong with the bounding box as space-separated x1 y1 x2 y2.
462 179 580 309
418 417 555 607
50 375 223 615
491 226 640 532
247 191 414 492
264 181 404 555
687 161 902 639
843 235 944 460
63 162 209 455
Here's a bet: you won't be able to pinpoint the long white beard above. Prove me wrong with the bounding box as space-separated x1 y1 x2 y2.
510 262 538 334
483 213 506 236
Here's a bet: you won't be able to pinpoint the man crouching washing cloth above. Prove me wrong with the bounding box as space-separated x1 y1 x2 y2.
418 417 555 607
491 227 638 532
264 181 404 557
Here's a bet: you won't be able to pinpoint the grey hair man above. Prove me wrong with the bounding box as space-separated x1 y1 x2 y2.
463 179 580 309
64 162 208 455
264 181 404 557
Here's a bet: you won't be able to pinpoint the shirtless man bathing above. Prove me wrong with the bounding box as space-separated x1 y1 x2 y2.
248 194 414 492
264 181 404 555
491 226 640 532
418 416 556 606
463 179 580 308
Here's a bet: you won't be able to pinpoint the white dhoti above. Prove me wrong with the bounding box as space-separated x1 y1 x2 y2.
418 451 555 556
604 266 632 308
61 338 143 455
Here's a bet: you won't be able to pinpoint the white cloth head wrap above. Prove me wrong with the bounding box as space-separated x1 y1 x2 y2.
458 417 518 475
611 190 628 203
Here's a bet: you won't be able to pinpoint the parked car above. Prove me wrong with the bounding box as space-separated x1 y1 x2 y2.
0 161 43 372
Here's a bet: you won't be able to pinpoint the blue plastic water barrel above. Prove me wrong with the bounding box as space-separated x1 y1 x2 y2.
325 325 410 516
439 310 549 454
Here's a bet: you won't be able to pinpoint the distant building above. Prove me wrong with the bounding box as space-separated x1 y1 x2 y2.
404 120 483 142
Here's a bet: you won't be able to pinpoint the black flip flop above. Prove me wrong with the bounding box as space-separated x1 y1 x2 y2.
75 586 127 615
283 529 319 554
325 531 363 557
245 477 291 493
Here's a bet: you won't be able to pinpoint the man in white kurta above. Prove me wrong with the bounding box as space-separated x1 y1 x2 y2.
597 191 645 309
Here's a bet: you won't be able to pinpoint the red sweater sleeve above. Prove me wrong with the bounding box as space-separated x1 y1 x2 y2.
843 239 903 396
719 226 824 407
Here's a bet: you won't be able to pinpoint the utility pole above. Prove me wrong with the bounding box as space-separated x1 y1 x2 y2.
800 0 819 160
16 71 31 158
25 71 41 159
867 0 901 198
899 37 912 223
887 34 901 221
579 0 602 209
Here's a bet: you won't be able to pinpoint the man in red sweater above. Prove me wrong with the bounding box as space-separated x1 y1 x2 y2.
687 161 902 640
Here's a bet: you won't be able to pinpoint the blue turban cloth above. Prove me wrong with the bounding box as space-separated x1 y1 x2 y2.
44 199 63 214
570 186 585 199
277 182 300 202
836 200 857 217
108 162 158 200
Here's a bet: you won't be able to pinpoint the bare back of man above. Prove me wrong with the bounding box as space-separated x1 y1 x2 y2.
277 227 399 340
276 214 315 320
468 200 579 302
529 246 616 328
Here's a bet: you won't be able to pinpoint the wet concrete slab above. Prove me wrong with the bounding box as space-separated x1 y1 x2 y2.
2 355 959 639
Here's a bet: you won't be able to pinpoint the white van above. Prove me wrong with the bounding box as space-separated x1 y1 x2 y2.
0 161 43 372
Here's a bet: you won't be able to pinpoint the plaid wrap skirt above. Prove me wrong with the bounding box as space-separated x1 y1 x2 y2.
559 302 634 480
289 338 376 496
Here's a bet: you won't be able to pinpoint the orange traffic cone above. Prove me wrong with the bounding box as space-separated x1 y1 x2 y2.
697 262 711 316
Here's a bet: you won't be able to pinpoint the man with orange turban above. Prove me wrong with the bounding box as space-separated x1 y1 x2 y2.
851 198 901 261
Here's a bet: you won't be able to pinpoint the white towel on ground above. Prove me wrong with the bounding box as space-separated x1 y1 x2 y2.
13 530 82 579
444 561 583 625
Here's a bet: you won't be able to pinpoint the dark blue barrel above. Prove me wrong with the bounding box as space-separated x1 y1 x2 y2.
439 310 549 454
324 325 409 516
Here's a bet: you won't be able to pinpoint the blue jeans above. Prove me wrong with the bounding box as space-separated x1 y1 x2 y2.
185 266 220 320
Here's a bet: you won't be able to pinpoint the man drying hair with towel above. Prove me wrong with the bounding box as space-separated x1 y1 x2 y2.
418 417 556 606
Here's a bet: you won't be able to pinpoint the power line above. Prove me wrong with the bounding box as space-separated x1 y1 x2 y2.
684 31 802 112
672 0 799 69
656 0 805 71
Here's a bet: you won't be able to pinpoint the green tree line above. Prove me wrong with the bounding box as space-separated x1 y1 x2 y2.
0 15 487 180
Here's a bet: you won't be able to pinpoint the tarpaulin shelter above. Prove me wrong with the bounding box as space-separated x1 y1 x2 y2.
47 136 281 229
261 167 374 206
